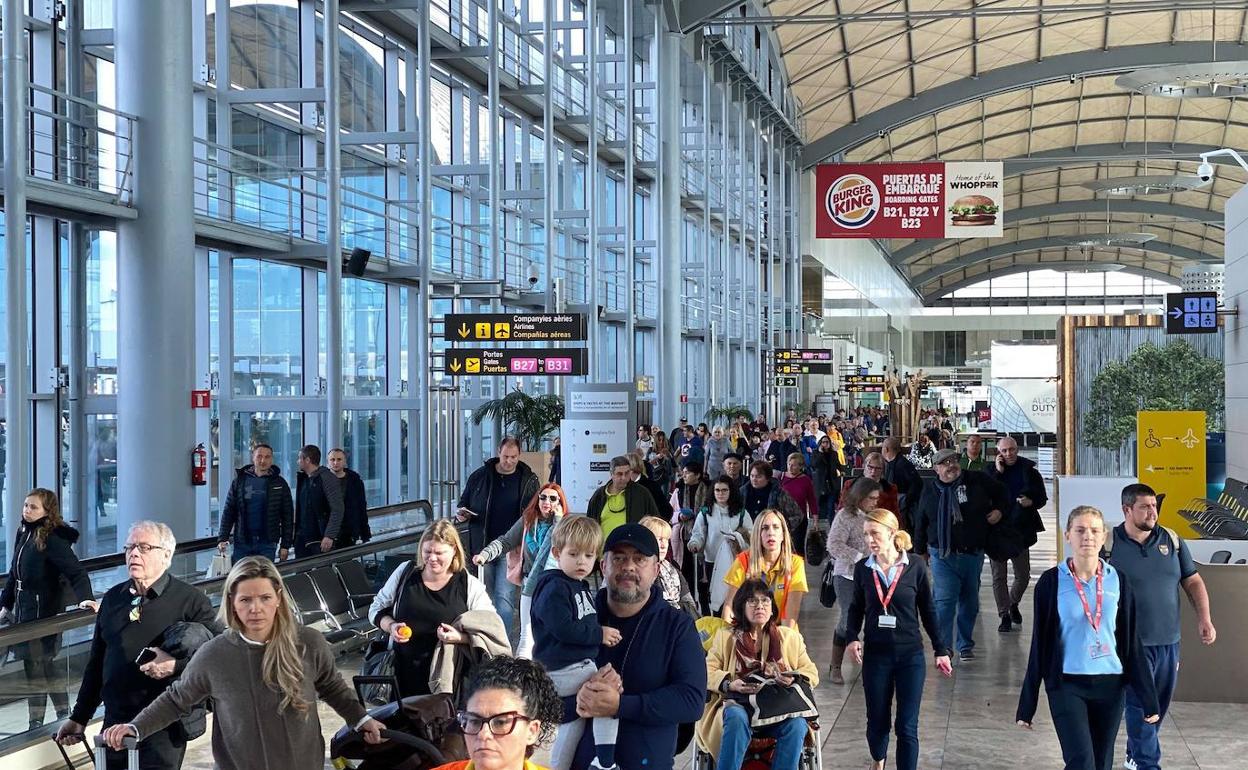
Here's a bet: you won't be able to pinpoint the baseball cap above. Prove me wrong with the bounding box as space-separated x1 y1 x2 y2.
933 448 960 466
603 523 659 557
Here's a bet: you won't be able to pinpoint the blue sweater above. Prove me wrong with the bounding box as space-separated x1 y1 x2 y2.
568 585 707 770
531 569 602 670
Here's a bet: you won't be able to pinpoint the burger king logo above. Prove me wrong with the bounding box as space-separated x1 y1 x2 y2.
825 174 880 229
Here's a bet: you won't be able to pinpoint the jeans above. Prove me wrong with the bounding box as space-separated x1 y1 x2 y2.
861 648 926 770
833 575 856 644
482 560 517 642
718 704 806 770
990 548 1031 616
232 539 277 562
929 551 984 654
1048 674 1125 770
1124 643 1180 770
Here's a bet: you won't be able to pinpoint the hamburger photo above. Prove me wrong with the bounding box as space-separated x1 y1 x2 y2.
948 194 999 226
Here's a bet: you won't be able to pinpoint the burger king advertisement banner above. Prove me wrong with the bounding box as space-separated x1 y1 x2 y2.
815 161 1004 240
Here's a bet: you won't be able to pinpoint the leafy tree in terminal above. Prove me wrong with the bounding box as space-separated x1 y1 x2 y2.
470 387 565 450
1083 341 1224 450
704 405 754 426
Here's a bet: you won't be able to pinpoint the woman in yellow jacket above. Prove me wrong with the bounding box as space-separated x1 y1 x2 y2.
430 656 563 770
698 577 820 770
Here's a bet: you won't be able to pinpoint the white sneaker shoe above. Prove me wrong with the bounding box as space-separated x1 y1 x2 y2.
1123 758 1138 770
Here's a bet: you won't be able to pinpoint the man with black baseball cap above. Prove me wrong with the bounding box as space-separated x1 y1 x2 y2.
567 523 705 770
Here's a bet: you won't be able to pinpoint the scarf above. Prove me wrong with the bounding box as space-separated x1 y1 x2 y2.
525 516 554 559
733 625 784 679
934 476 964 558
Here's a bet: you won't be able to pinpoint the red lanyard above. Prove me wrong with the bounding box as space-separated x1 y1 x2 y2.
1067 559 1103 633
872 563 905 614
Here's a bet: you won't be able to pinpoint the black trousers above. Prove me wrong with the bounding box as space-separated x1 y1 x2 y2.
22 645 68 724
103 722 187 770
1048 674 1126 770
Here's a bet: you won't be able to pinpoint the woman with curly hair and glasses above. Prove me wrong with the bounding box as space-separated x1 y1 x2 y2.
432 655 564 770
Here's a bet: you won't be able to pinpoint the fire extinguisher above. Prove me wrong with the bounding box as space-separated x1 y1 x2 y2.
191 443 208 486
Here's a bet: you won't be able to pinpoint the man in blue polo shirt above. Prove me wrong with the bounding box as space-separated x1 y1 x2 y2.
1106 483 1217 770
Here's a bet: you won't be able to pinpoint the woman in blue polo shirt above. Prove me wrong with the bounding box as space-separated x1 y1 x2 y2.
1016 505 1160 770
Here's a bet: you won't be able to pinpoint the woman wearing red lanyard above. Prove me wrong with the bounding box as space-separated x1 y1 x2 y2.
846 509 951 770
1016 506 1160 770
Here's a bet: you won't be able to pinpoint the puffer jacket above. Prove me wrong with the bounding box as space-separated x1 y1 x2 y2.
218 464 295 548
704 437 731 478
0 520 93 623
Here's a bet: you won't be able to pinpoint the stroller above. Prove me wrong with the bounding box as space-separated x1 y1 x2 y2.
330 692 469 770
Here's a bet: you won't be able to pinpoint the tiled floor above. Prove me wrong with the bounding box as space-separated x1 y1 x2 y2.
177 515 1248 769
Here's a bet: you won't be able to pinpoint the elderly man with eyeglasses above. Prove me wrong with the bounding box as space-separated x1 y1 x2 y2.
56 520 223 770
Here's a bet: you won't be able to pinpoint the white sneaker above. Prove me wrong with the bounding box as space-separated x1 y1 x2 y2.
1123 758 1138 770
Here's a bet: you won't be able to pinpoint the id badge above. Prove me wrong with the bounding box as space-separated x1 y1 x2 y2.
877 614 898 629
1088 640 1110 659
956 485 968 504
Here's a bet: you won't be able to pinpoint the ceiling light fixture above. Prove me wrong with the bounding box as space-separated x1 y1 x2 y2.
1061 232 1158 248
1115 63 1248 98
1082 174 1209 196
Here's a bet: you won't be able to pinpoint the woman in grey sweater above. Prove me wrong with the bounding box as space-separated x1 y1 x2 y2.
102 557 383 769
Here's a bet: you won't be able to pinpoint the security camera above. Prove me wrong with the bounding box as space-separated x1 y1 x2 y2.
1197 161 1214 183
527 265 540 286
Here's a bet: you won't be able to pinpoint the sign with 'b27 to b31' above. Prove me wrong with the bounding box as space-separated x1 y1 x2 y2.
815 161 1004 240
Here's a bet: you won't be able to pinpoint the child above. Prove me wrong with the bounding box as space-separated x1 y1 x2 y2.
638 515 698 617
531 515 621 770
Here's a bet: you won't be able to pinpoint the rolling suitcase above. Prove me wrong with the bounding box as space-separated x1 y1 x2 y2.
93 734 139 769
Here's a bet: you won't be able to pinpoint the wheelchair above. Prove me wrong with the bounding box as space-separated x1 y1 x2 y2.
692 718 823 770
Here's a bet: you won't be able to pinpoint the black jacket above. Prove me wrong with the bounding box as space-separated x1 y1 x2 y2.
457 458 541 555
846 556 947 658
912 469 1010 556
0 520 93 623
218 464 295 549
337 468 371 545
71 573 224 731
984 456 1048 541
884 454 921 509
587 482 660 526
296 465 346 545
638 474 674 520
809 448 844 497
1016 564 1159 724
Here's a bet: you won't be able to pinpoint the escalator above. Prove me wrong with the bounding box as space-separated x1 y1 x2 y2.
0 499 436 768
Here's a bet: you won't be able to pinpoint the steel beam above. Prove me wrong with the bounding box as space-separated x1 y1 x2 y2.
324 0 343 450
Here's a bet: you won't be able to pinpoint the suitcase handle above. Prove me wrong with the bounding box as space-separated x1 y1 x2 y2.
93 734 138 769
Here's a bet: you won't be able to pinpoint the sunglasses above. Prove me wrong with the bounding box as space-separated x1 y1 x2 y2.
539 494 560 502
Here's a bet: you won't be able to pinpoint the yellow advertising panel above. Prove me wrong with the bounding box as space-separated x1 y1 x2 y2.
1136 410 1207 538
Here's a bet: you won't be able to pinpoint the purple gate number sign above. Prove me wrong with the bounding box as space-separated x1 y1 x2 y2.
545 357 573 374
509 358 539 373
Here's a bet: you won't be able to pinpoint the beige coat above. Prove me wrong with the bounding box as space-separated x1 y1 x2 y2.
427 609 512 694
695 625 820 759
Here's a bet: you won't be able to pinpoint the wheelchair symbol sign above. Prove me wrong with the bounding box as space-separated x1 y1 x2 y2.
1144 428 1162 448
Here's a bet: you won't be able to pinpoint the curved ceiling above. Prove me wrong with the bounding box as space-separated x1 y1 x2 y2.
755 2 1244 301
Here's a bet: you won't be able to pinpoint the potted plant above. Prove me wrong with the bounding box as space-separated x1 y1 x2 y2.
470 388 565 482
704 405 754 427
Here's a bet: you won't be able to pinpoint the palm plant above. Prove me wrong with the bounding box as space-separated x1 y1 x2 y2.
704 404 754 426
470 388 565 451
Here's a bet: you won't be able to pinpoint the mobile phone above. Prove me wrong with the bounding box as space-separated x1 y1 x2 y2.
135 648 159 666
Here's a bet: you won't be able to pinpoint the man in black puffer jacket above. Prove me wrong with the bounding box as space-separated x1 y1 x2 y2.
216 444 294 562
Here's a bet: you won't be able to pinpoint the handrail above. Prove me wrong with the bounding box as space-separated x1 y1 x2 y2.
0 500 433 650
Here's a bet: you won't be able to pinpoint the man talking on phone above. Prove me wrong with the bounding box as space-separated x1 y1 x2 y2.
56 521 223 769
457 436 539 640
983 436 1047 633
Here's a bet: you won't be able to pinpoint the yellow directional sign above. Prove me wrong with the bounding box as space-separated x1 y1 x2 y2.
449 359 462 373
494 322 511 339
446 313 588 342
474 322 491 338
1137 410 1206 538
456 323 471 339
465 358 481 373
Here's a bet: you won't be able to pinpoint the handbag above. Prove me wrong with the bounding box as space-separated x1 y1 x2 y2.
804 520 827 567
728 635 819 728
207 552 231 579
355 562 415 706
728 511 752 557
819 561 837 609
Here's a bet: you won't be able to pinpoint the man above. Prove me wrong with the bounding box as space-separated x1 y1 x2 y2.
722 453 745 486
570 524 705 770
674 424 695 464
881 437 920 531
628 451 672 520
841 451 901 516
912 448 1008 662
57 521 223 770
669 418 690 452
983 436 1047 632
216 443 293 562
960 434 987 471
327 448 371 548
587 455 660 539
458 437 540 635
741 461 804 552
749 412 769 436
1108 484 1216 770
294 444 345 558
765 427 796 470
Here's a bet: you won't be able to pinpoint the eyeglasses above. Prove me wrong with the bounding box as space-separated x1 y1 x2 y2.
457 710 534 737
865 465 884 471
538 494 560 502
744 596 773 607
123 543 167 555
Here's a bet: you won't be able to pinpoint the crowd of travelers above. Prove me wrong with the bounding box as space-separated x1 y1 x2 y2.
0 411 1219 770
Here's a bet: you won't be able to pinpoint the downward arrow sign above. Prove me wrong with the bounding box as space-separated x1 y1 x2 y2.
458 324 471 338
450 359 462 372
1170 307 1183 318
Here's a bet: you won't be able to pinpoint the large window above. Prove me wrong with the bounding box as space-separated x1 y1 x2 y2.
233 259 303 396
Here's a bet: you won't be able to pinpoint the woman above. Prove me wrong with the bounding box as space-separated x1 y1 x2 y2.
476 484 568 659
371 520 497 696
727 426 749 457
824 478 880 685
647 431 675 494
722 510 807 628
639 516 699 617
688 477 753 615
431 655 563 770
327 448 371 546
101 557 384 768
846 509 952 770
809 435 844 524
908 435 935 470
699 578 818 770
779 453 818 541
0 489 94 729
705 427 731 479
1016 506 1160 770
